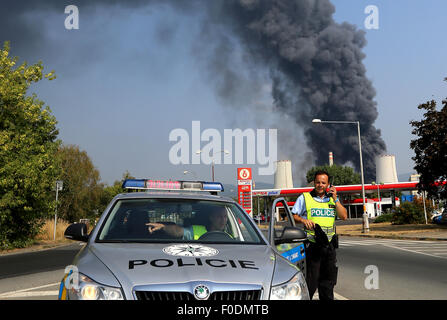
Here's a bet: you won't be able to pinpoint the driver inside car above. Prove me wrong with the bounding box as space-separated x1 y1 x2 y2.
145 206 232 240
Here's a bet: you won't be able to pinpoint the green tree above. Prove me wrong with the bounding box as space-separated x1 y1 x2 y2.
56 145 103 223
98 171 134 213
410 79 447 200
306 164 361 185
0 42 60 249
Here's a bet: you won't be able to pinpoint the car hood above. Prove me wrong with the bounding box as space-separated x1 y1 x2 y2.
89 243 275 296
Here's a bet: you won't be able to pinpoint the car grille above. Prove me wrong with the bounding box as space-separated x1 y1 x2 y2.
135 290 262 301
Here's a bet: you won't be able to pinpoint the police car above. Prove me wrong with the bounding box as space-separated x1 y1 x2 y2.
59 179 309 300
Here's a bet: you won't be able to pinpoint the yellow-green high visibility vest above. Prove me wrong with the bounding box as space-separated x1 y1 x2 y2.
192 225 234 240
192 225 208 240
303 192 336 242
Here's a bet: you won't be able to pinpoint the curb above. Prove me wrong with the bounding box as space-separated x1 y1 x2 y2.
257 223 447 241
337 233 447 241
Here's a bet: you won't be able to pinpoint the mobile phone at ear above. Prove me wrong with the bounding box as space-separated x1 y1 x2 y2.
325 176 333 198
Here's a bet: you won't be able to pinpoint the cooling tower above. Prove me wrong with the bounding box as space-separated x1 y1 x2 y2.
375 155 398 183
274 160 293 189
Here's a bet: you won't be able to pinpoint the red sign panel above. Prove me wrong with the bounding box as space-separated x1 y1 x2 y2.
237 168 252 217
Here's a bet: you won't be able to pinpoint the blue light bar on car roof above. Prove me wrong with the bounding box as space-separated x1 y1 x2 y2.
202 182 225 191
122 179 146 189
122 179 224 192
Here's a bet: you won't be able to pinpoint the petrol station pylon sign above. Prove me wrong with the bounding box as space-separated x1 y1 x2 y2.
237 168 252 217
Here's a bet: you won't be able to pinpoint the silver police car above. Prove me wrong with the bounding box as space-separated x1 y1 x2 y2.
59 179 309 300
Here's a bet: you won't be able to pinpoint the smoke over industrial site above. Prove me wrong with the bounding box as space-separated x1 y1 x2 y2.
1 0 386 182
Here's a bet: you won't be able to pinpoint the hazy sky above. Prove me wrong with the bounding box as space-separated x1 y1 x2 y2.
3 0 446 187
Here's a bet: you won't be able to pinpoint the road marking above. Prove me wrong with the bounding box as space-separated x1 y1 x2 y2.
397 245 447 248
340 239 447 259
0 282 60 298
313 292 349 300
400 247 447 250
0 291 59 298
340 239 446 246
334 292 349 300
381 243 447 259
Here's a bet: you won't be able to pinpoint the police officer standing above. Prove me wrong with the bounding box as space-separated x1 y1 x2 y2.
291 170 347 300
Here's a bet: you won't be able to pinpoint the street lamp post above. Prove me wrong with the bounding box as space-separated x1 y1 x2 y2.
312 119 369 233
196 149 230 182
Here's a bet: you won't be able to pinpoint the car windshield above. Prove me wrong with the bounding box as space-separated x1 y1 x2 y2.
97 198 264 244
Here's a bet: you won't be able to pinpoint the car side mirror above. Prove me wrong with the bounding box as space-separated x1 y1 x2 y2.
64 223 89 242
274 226 307 245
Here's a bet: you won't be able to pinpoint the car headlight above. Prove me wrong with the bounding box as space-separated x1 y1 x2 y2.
270 272 309 300
70 273 124 300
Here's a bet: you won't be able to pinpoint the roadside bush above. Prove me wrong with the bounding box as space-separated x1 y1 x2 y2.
391 197 433 225
374 213 393 223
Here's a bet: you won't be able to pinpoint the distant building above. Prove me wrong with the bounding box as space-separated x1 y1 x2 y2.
409 174 420 196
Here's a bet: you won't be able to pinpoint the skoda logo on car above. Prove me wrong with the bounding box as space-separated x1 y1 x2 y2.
194 285 210 300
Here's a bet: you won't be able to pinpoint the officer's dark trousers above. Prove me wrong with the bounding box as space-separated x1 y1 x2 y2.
305 241 338 300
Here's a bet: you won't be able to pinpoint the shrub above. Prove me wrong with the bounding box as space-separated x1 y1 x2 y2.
374 213 393 223
391 197 433 225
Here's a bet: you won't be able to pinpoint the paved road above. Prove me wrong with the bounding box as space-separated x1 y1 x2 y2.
0 243 82 280
335 236 447 299
339 238 447 259
0 243 82 300
1 236 447 300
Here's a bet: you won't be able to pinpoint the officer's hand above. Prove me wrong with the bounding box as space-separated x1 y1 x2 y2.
146 223 164 233
303 219 315 230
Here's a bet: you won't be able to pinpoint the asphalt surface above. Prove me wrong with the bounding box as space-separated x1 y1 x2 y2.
336 236 447 299
0 243 82 280
0 243 82 300
1 225 447 300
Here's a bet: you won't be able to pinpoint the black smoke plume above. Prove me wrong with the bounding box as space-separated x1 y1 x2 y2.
210 0 386 181
1 0 386 181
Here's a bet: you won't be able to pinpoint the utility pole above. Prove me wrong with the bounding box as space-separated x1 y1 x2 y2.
54 180 63 241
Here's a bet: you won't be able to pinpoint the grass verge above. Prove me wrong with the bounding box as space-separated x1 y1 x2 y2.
0 219 72 255
336 222 447 237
